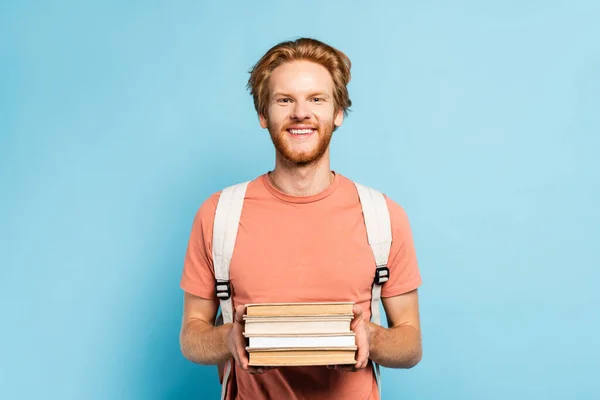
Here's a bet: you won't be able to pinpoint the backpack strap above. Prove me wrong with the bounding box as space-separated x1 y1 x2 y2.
354 182 392 398
211 181 250 400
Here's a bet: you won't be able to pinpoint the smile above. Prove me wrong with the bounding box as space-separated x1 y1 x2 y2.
288 128 316 135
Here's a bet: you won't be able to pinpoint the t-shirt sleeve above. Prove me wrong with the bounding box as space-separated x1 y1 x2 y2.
180 192 220 300
380 196 423 298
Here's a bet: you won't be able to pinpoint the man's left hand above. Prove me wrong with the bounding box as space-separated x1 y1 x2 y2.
328 304 372 372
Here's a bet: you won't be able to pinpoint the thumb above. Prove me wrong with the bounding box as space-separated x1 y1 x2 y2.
234 304 246 324
351 305 364 329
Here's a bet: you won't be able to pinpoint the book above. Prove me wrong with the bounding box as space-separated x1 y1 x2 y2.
245 332 356 349
245 302 354 317
243 316 352 335
247 348 357 366
242 301 358 367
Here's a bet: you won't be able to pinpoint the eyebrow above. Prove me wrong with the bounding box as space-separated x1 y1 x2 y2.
272 92 331 99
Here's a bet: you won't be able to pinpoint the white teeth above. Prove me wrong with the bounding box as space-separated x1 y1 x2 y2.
289 129 314 135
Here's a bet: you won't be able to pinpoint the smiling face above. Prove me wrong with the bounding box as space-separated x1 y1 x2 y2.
259 60 344 166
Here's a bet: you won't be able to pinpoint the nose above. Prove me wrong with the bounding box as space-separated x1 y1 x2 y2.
291 100 311 120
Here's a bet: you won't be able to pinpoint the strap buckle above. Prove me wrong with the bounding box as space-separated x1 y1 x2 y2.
215 280 231 300
374 265 389 285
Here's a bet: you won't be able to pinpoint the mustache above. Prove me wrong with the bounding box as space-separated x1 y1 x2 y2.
282 125 319 130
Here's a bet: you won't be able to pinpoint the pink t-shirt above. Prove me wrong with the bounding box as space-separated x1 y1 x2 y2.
181 172 422 400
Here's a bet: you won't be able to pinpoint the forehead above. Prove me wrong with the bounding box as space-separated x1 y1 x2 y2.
268 60 334 95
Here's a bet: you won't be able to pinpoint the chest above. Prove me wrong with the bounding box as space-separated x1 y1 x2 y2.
228 203 376 305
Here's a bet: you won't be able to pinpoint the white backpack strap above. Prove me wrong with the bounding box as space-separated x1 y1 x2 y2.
354 182 392 398
211 181 249 400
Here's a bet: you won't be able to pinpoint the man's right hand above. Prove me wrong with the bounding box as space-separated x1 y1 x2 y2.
227 304 273 375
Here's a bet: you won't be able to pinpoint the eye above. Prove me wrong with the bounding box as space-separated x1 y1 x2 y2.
312 97 324 103
277 98 292 103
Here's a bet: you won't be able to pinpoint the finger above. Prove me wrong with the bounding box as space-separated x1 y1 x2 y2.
234 304 247 324
356 351 367 369
351 308 363 333
251 366 276 373
237 348 249 370
230 351 241 369
232 324 249 370
235 334 249 370
233 304 251 370
355 336 369 369
227 331 242 367
248 367 265 374
332 364 356 372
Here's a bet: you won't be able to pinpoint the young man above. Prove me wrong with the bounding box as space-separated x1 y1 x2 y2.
179 38 423 400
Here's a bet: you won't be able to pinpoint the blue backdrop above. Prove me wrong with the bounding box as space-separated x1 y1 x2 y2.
1 1 599 399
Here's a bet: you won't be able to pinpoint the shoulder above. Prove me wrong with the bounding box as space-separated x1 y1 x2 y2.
191 177 260 228
344 176 413 233
187 191 220 245
383 194 412 230
195 191 220 222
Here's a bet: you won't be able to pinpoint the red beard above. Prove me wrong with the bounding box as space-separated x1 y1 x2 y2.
267 121 335 166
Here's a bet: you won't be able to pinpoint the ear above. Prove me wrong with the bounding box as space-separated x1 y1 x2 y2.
259 113 268 129
334 108 344 128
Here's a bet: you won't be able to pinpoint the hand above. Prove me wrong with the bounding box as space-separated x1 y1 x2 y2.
226 304 276 375
328 304 371 372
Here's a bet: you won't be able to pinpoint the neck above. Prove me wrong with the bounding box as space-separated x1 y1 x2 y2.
269 150 333 197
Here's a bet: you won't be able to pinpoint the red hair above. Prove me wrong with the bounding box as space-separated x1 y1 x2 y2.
247 38 352 117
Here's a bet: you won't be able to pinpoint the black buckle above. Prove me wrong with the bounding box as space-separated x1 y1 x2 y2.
374 266 389 285
215 280 231 300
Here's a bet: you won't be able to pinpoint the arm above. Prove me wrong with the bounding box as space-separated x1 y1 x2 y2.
180 293 268 376
179 194 237 366
179 195 265 374
366 289 422 369
179 291 232 365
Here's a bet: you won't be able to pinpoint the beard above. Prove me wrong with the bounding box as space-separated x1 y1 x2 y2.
267 120 335 166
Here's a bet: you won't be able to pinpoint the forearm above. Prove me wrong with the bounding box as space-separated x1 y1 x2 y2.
366 321 422 368
180 319 232 365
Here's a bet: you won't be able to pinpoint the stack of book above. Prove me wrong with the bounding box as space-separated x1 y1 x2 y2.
243 302 357 367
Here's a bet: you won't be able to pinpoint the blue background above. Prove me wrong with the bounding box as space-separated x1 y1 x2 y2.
1 1 599 399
